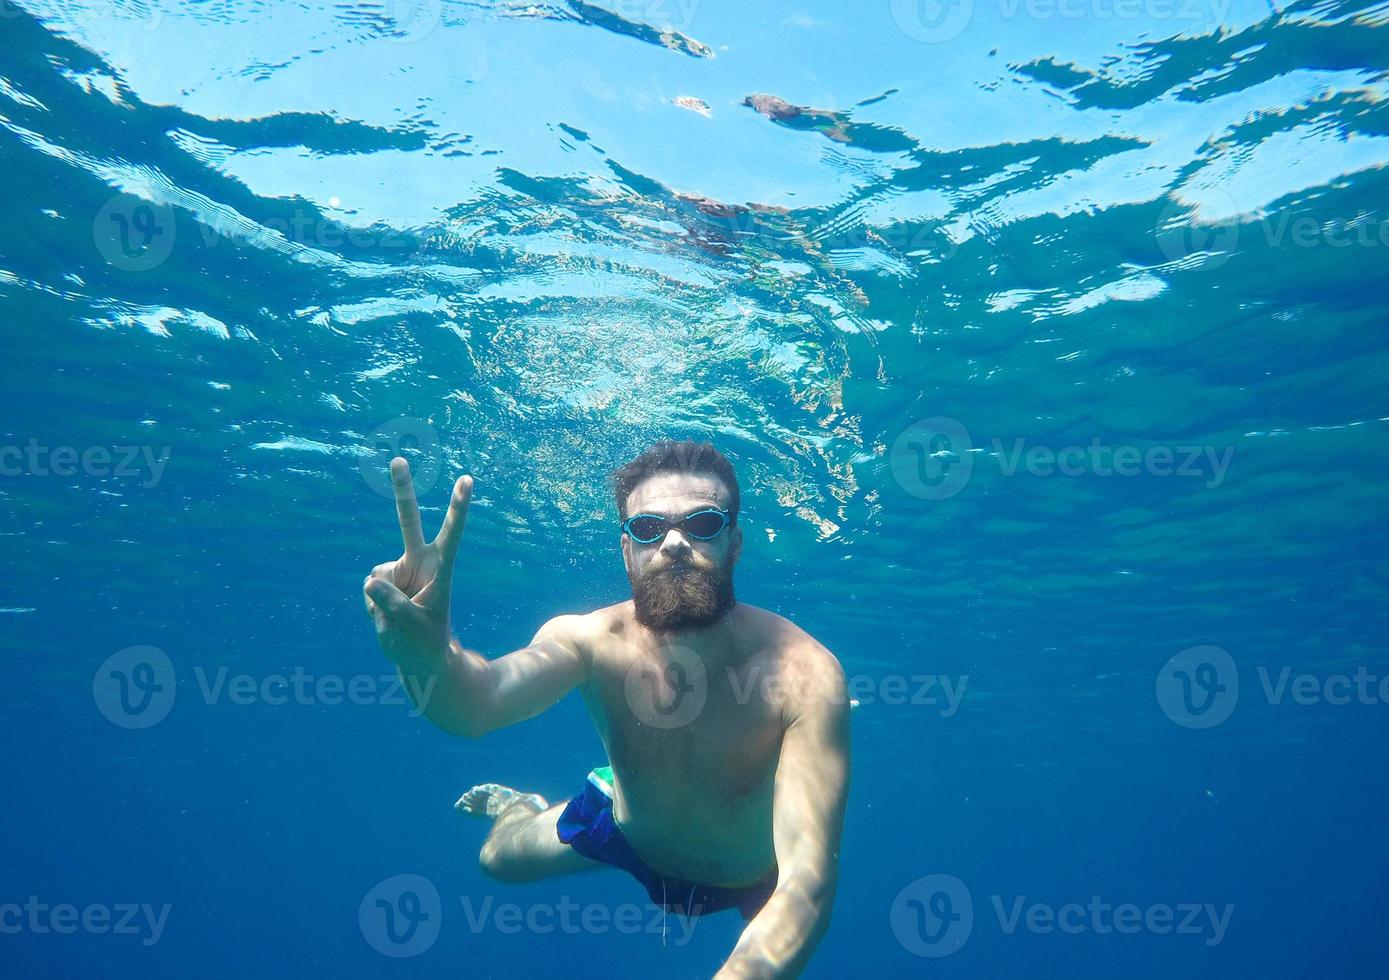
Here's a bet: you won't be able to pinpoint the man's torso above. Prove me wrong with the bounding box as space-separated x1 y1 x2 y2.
573 602 815 887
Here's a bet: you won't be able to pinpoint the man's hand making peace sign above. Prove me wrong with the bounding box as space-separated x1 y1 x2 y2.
363 457 473 670
363 457 587 738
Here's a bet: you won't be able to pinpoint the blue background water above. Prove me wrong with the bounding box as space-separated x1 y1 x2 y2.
2 0 1387 976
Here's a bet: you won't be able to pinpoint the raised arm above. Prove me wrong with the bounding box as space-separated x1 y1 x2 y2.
716 648 850 980
363 458 587 738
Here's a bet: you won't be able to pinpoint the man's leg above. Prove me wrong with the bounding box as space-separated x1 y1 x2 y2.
458 783 601 883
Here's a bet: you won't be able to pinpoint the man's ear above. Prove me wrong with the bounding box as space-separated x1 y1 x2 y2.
621 533 633 575
730 524 743 564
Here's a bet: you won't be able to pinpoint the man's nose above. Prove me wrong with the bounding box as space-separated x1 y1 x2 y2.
660 530 692 557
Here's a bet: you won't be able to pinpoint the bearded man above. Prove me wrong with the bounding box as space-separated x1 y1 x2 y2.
363 440 850 978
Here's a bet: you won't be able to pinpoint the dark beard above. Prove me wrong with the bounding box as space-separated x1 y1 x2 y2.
629 554 736 631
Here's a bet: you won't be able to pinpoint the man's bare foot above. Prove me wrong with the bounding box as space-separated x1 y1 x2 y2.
455 783 549 819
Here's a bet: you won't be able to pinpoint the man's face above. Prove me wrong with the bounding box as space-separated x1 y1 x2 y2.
621 471 742 632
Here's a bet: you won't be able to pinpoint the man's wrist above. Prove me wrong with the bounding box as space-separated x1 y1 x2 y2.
394 637 454 676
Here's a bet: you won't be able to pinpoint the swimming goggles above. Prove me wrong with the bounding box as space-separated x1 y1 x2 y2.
620 508 733 544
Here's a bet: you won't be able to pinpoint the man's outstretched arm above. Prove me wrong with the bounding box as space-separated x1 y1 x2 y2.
716 649 851 980
363 458 587 738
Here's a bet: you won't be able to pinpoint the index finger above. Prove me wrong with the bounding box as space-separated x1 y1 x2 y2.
391 457 427 555
433 474 473 568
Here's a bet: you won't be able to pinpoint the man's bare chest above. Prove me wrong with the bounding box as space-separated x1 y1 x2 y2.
587 651 785 800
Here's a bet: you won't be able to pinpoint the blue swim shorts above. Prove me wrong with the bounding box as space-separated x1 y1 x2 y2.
555 765 777 921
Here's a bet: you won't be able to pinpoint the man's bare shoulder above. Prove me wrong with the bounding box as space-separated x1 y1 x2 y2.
734 604 846 686
533 601 635 650
732 603 833 653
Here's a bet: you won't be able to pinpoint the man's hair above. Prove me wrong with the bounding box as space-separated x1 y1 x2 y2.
612 440 741 523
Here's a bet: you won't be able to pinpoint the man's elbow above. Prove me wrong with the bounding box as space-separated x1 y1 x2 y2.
809 875 837 940
782 862 839 933
432 698 497 739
